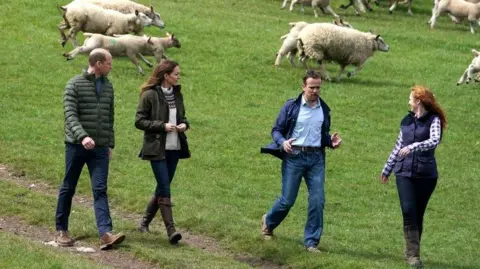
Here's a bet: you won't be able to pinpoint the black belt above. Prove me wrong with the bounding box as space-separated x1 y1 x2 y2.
291 146 323 152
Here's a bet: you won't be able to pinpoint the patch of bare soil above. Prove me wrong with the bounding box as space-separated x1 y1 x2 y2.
0 164 286 269
0 216 159 269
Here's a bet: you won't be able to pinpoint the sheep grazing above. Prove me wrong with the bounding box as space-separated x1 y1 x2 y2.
296 23 389 81
340 0 372 16
429 0 480 34
63 32 181 74
58 2 153 47
289 0 340 18
274 19 353 67
68 0 165 29
457 49 480 85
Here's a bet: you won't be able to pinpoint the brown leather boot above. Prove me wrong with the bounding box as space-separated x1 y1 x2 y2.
55 231 74 247
158 197 182 244
404 226 424 268
138 196 159 233
100 232 126 250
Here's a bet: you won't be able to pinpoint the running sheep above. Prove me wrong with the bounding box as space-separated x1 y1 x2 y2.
457 49 480 85
63 32 181 74
429 0 480 34
274 19 353 67
67 0 165 29
296 23 390 81
58 2 152 47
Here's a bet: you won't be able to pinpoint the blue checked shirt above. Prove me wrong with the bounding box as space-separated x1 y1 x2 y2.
382 116 442 177
291 97 324 147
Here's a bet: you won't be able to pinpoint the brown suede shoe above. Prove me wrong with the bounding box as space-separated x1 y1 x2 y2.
99 232 126 250
55 231 74 247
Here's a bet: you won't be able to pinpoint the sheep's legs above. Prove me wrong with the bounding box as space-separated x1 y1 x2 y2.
457 67 469 85
469 20 477 34
337 65 347 81
347 63 364 78
128 55 144 75
466 65 478 83
389 1 397 14
287 50 297 67
317 63 331 81
281 0 288 9
324 6 340 18
137 53 153 67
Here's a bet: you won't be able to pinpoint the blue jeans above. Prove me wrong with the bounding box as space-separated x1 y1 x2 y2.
150 150 180 198
55 143 113 237
265 151 326 247
396 176 437 239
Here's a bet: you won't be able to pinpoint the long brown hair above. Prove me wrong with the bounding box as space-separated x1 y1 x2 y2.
411 85 447 131
140 60 179 95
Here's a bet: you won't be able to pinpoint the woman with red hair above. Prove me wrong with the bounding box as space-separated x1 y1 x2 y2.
381 86 447 268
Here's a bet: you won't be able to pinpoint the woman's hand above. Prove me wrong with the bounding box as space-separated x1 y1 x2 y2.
380 174 389 184
176 123 187 132
398 146 411 157
164 123 176 132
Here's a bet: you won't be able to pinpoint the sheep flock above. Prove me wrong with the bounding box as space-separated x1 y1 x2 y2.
56 0 480 84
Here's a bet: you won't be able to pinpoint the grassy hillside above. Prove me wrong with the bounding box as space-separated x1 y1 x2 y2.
0 0 479 268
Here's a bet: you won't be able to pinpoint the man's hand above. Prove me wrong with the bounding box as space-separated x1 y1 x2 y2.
164 123 176 132
108 148 112 159
399 146 411 157
282 138 296 153
380 174 389 184
81 137 95 150
331 132 342 149
176 123 187 132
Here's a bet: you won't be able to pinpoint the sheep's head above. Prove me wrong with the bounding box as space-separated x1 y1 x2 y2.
135 10 153 27
166 32 181 48
288 21 309 32
373 34 389 52
333 18 354 29
149 6 165 29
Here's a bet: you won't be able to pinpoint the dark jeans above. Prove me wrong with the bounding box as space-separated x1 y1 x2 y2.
150 150 180 198
396 176 437 239
265 151 325 248
55 143 113 237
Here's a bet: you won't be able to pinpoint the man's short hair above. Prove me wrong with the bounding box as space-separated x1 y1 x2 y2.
88 50 108 66
303 70 322 84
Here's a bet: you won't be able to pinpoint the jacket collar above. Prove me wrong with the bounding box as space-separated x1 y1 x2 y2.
83 69 107 83
295 93 330 112
408 111 431 121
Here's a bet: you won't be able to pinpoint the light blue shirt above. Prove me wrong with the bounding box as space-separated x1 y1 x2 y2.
291 96 324 147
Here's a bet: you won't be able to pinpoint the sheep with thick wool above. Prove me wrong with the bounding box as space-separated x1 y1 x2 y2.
296 23 389 81
67 0 165 29
289 0 340 18
63 32 181 74
58 2 152 47
429 0 480 34
275 19 353 67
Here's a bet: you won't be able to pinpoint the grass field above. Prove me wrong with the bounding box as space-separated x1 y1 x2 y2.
1 0 479 268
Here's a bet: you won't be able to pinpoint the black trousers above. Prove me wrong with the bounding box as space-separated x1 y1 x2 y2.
396 176 437 239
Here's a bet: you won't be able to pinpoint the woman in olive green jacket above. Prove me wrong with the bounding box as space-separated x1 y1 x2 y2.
134 60 190 244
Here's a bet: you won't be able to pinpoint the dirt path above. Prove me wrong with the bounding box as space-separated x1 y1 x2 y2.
0 164 286 269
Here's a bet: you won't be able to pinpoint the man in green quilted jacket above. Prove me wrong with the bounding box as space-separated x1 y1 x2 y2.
54 48 125 250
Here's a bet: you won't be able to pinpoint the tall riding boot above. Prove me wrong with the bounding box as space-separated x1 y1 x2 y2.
158 197 182 244
138 196 159 233
404 226 424 268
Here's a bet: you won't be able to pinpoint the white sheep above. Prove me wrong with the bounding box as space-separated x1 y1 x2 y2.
289 0 340 18
457 49 480 85
388 0 413 15
275 19 354 67
429 0 480 34
67 0 165 29
58 2 153 47
296 23 390 81
63 32 181 74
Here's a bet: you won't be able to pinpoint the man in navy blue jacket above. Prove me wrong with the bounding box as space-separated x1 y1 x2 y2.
261 70 342 252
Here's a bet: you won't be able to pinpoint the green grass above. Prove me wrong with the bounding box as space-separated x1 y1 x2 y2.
1 0 480 268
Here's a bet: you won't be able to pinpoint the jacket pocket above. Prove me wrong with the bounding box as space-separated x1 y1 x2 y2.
142 133 161 156
394 161 403 174
416 157 435 176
